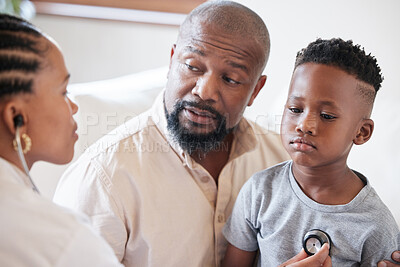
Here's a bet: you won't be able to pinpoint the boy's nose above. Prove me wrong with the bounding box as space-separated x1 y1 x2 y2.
296 113 317 135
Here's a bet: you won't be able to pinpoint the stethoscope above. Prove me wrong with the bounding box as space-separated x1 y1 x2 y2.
303 229 332 256
14 115 40 194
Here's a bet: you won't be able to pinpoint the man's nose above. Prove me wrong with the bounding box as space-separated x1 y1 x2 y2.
295 112 317 135
191 73 219 103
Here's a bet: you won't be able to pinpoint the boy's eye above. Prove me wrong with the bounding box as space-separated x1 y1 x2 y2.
185 63 199 72
289 107 302 113
321 113 336 120
223 75 240 85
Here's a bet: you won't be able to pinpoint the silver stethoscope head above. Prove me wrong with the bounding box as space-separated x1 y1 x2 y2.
303 229 331 256
15 127 40 194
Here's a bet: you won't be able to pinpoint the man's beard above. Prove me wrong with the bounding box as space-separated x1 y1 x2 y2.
165 100 234 155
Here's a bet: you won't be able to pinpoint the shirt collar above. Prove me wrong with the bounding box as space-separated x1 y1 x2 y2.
0 156 32 188
151 91 259 167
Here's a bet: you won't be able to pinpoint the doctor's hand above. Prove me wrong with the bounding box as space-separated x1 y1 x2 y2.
278 243 331 267
378 251 400 267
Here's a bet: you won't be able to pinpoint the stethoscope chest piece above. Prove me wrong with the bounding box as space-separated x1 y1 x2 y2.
303 229 331 256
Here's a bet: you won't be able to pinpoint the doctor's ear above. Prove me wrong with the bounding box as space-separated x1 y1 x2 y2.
2 101 27 135
353 119 374 145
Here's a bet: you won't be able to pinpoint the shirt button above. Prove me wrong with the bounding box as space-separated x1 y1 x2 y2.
217 214 225 223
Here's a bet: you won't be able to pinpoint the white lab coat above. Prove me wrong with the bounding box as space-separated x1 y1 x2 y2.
0 157 123 267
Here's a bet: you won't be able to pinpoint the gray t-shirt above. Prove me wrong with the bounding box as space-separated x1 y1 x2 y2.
223 161 399 266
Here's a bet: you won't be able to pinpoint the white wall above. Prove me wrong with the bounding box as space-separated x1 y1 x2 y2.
31 1 400 222
32 15 179 83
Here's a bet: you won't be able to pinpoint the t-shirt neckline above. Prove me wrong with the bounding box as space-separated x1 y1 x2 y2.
287 161 371 213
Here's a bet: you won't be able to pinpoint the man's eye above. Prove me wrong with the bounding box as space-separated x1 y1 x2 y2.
223 76 240 85
185 63 199 71
321 113 336 120
289 108 302 113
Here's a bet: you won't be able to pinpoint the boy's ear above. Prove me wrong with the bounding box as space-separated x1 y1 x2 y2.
353 118 374 145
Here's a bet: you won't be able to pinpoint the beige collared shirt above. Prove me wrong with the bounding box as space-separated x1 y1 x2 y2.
54 92 289 267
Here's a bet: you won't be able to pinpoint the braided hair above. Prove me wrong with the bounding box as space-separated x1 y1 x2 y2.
0 14 47 99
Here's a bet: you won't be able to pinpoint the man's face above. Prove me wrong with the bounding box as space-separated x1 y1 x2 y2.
280 63 372 168
164 21 265 153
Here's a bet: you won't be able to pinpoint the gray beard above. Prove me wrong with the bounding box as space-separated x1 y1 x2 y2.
165 99 234 155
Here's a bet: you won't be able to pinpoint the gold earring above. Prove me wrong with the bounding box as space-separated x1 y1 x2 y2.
13 133 32 154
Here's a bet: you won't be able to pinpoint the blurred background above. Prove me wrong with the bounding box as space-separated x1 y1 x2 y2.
2 0 399 221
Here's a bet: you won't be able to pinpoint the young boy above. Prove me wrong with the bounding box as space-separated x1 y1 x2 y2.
222 38 399 266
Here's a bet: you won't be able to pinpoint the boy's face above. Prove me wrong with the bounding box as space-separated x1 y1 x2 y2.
281 63 373 169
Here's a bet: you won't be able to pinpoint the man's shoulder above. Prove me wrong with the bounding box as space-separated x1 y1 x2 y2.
82 109 162 159
247 119 278 137
242 118 289 161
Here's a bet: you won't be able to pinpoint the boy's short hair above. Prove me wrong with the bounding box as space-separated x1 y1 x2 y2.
295 38 383 104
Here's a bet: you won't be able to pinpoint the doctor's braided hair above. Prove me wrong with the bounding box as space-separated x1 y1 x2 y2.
295 38 383 104
0 14 47 99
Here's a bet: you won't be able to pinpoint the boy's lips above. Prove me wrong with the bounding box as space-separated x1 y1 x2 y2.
290 137 316 152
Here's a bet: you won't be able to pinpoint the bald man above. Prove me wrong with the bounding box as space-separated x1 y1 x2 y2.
53 1 400 266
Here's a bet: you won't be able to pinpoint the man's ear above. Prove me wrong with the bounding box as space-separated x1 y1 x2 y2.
169 44 176 66
247 75 267 107
171 44 176 56
167 44 177 77
353 118 374 145
2 101 28 135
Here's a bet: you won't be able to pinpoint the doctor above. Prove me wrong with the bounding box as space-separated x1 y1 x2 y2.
0 14 122 266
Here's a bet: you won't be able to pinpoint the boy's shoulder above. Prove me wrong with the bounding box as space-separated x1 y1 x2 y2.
352 170 396 222
349 170 399 242
248 160 292 189
356 182 399 264
362 185 399 233
237 160 295 213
